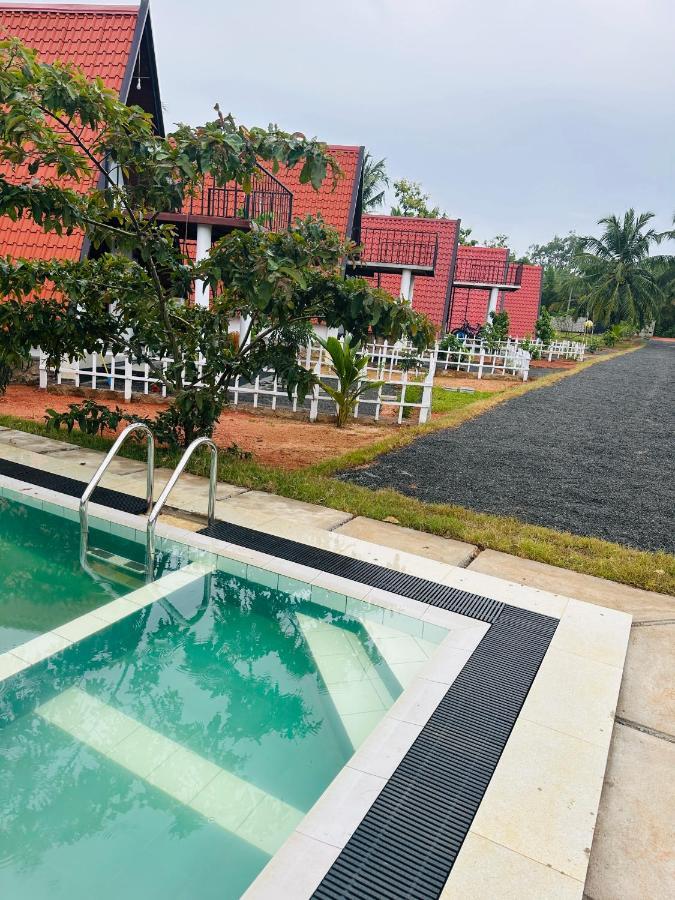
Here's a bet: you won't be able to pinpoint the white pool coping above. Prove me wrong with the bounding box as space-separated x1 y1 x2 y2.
0 473 631 899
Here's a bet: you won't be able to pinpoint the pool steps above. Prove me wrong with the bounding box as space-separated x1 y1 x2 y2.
85 547 146 590
295 613 441 749
37 687 304 857
0 562 215 684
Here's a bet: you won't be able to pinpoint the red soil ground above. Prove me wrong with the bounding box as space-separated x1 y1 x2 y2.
528 358 578 369
0 384 389 470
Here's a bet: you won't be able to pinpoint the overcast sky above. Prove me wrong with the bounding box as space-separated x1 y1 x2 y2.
33 0 675 253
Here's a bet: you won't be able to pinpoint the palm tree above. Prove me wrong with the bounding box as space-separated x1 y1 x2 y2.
361 152 389 212
579 210 670 327
653 216 675 335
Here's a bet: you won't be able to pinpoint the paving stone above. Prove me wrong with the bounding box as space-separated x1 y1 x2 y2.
617 624 675 737
442 832 582 899
221 489 353 530
43 447 147 476
334 516 476 567
585 723 675 900
468 549 675 620
0 430 80 454
471 718 608 883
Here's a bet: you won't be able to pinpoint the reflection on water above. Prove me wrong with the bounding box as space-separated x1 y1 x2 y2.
0 496 182 652
0 569 441 899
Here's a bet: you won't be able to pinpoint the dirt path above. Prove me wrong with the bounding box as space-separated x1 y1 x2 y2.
341 341 675 552
0 385 388 470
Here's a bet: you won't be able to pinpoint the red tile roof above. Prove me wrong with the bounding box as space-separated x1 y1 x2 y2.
448 246 509 331
276 145 363 238
502 263 542 337
0 3 141 263
361 214 460 329
0 4 139 84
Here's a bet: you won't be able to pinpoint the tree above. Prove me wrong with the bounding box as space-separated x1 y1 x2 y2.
539 265 588 316
458 226 478 246
361 152 389 212
390 179 444 218
534 307 555 345
578 210 670 327
0 40 434 443
528 233 587 315
528 233 582 270
653 244 675 335
484 233 509 249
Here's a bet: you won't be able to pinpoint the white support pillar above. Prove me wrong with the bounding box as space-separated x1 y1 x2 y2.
239 315 252 349
400 269 415 305
487 286 500 317
194 224 212 307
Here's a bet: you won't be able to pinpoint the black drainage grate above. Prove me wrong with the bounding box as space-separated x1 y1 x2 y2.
0 458 148 515
313 622 554 899
199 520 506 624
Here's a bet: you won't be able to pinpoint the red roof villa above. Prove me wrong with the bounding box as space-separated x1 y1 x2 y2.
349 218 542 337
0 1 163 263
0 1 542 336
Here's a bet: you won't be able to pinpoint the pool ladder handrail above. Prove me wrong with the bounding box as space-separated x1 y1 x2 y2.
79 422 155 565
145 437 218 572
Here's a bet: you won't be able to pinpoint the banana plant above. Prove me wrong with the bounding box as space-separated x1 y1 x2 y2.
317 336 383 428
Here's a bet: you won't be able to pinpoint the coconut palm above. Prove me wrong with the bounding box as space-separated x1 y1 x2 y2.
578 210 669 327
361 152 389 212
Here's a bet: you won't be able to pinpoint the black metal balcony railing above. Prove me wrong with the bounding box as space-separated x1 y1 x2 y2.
184 162 293 232
454 258 523 287
358 226 439 271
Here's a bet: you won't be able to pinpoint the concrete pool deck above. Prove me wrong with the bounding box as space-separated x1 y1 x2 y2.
0 430 672 897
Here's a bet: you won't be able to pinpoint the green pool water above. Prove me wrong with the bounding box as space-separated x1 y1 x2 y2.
0 565 446 899
0 494 183 653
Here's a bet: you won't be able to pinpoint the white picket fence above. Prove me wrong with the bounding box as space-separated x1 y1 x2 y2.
38 333 583 426
367 340 531 381
506 337 585 361
450 337 584 362
38 343 436 425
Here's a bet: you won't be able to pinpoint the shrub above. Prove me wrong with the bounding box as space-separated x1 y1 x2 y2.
520 337 542 360
45 400 126 435
439 333 463 353
481 310 510 350
397 349 422 373
318 336 383 428
535 308 555 345
0 361 11 395
44 399 253 457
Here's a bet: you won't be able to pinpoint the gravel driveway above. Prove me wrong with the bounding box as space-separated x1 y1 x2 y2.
340 341 675 553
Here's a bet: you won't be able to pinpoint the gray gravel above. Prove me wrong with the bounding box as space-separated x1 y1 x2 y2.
339 341 675 553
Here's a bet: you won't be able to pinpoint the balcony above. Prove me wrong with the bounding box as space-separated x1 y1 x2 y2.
347 225 439 277
453 258 523 290
157 162 293 237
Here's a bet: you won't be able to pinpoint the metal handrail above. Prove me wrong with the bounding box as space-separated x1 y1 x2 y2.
145 437 218 572
79 422 155 565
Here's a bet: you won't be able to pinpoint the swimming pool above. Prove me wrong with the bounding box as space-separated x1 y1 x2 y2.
0 489 453 899
0 490 184 654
